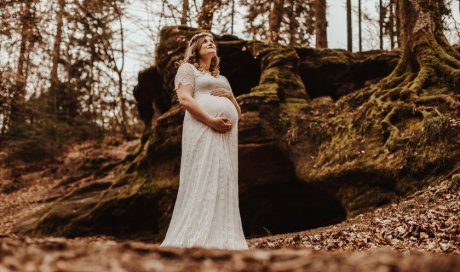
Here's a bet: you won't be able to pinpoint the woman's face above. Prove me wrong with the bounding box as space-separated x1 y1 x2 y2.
197 35 216 58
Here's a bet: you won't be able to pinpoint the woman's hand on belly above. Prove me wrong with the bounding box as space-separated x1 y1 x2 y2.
210 88 232 99
208 116 233 133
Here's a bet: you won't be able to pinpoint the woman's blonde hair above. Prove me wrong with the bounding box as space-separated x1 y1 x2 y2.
176 32 221 77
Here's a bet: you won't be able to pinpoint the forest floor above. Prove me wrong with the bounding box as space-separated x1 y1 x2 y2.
0 137 459 271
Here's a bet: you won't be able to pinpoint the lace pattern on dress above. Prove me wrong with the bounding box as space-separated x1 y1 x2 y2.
174 63 195 91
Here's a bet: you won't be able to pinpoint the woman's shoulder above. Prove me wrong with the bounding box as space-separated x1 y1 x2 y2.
177 62 196 70
219 74 229 81
175 62 198 76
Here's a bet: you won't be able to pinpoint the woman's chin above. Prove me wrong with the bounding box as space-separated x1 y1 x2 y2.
201 51 216 57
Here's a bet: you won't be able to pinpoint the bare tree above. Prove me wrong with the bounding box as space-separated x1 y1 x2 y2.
379 0 384 49
181 0 189 25
112 3 128 137
231 0 235 34
315 0 328 48
389 0 395 49
396 0 400 47
198 0 221 30
358 0 362 51
50 0 65 114
347 0 352 51
269 0 284 43
242 0 314 45
11 1 34 125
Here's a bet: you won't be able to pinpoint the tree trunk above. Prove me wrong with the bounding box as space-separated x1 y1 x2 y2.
63 25 79 123
269 0 284 43
395 0 400 47
0 88 10 134
181 0 189 25
315 0 328 48
231 0 235 34
379 0 384 50
358 0 362 51
111 3 128 137
287 0 296 45
88 40 96 125
10 1 32 126
346 0 352 51
50 0 65 114
381 0 460 92
197 0 221 30
388 0 395 50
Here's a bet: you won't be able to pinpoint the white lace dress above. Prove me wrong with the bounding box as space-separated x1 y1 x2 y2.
159 62 248 250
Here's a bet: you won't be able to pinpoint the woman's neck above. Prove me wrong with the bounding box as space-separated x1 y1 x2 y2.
199 57 212 72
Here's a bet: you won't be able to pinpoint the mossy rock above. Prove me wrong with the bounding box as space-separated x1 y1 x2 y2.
133 26 399 128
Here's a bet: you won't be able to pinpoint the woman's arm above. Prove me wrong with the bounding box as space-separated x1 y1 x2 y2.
228 95 241 121
176 83 233 133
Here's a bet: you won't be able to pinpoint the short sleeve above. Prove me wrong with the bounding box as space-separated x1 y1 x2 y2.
174 63 195 91
223 76 234 94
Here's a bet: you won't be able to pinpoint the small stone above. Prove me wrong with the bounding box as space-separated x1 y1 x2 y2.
253 250 271 261
396 226 406 234
440 243 450 251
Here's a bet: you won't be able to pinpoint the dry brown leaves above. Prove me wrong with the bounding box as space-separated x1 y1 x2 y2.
249 177 460 254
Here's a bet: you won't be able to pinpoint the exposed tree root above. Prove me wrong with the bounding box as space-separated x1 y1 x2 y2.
381 103 419 146
415 94 460 109
436 34 460 61
347 22 460 147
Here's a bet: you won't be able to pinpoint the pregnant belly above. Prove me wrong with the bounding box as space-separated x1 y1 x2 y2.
196 94 238 124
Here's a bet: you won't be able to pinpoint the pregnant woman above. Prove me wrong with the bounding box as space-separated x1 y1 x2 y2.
159 32 248 250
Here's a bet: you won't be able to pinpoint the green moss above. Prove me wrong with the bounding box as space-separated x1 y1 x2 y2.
321 55 349 65
237 89 280 113
280 101 309 115
423 115 450 143
343 186 393 217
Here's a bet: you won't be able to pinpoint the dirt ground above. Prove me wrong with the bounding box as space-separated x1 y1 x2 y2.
1 235 459 272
